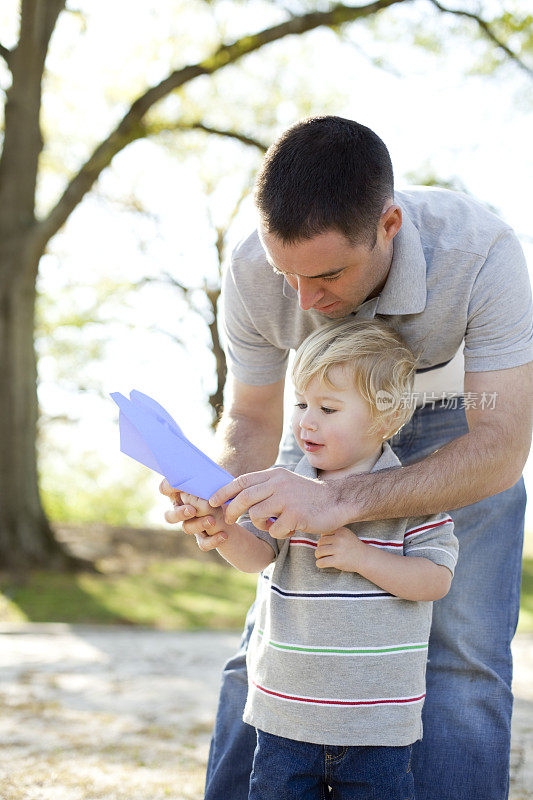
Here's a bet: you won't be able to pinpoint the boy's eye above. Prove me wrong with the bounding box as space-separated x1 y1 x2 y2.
295 402 307 410
321 406 336 414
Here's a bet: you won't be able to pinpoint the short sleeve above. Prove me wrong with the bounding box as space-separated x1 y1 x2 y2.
220 255 289 386
238 512 280 557
464 229 533 372
403 513 458 576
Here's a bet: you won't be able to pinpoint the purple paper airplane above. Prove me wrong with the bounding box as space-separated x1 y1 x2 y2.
110 390 234 501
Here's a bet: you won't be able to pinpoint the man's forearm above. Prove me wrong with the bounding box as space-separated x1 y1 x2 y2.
215 412 282 477
339 424 527 524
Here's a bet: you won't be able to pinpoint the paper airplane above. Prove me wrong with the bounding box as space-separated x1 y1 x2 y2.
110 390 234 501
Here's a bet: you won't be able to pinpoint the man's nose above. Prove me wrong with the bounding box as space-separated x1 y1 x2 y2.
297 277 323 311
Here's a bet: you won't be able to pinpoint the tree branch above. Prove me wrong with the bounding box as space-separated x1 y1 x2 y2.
33 0 406 249
429 0 533 77
136 272 191 295
0 43 12 67
146 121 268 152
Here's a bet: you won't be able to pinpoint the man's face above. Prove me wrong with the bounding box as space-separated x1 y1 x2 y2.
259 209 400 319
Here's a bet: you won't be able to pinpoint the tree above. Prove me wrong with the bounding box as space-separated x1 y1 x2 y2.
0 0 530 570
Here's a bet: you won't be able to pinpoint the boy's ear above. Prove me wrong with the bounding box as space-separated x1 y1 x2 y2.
380 409 402 440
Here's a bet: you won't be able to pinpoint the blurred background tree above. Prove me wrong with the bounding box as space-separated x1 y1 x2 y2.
0 0 531 570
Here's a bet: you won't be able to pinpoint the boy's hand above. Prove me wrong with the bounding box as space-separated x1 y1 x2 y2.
159 480 224 543
315 527 366 572
179 492 229 551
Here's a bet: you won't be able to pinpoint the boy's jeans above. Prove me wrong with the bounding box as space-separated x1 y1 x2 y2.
248 730 415 800
204 403 526 800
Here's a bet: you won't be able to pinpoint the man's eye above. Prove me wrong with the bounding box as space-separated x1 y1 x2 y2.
321 406 336 414
322 274 341 282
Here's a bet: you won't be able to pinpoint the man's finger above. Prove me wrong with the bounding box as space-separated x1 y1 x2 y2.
209 471 270 509
223 484 276 526
264 515 297 539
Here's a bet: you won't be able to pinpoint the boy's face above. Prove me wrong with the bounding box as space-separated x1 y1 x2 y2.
291 365 386 477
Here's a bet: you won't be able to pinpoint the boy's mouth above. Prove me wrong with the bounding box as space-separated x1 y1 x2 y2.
303 440 324 452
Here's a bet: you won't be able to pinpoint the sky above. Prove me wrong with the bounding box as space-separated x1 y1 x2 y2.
2 1 531 528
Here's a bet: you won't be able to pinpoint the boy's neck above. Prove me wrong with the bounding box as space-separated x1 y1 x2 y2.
317 444 384 481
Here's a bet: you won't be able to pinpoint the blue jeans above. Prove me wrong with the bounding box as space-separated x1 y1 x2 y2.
249 730 415 800
204 403 526 800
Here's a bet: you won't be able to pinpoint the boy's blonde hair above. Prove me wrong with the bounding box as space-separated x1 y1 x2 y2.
292 318 418 439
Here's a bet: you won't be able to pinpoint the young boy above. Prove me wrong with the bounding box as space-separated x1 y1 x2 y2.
180 318 458 800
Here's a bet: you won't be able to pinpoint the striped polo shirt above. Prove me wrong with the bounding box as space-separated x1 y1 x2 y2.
243 443 458 747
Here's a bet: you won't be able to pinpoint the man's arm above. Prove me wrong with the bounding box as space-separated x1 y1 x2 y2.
214 376 285 476
162 376 285 530
210 363 532 537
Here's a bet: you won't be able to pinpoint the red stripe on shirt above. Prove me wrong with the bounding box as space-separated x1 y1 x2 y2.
404 517 453 539
252 681 425 707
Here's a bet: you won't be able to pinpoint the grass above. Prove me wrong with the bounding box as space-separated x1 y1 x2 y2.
0 559 257 630
1 538 532 633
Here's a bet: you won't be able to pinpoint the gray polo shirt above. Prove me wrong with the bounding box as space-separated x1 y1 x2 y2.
221 187 532 393
242 443 458 746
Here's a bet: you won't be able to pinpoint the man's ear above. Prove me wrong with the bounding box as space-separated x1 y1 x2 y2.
379 204 402 244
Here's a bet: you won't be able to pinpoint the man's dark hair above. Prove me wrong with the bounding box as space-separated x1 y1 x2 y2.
254 116 394 248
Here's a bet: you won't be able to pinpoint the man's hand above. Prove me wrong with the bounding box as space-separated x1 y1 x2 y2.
315 527 365 572
209 468 348 538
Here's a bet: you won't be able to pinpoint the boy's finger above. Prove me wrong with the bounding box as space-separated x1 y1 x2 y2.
165 504 196 525
315 555 335 568
183 516 219 536
159 479 180 499
195 531 228 551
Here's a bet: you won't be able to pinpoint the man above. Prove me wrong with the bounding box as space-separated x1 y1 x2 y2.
162 116 532 799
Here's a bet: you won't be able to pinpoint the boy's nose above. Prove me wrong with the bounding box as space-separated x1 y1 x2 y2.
300 412 318 432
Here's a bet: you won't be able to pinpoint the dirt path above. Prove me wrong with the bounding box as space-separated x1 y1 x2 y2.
0 625 531 800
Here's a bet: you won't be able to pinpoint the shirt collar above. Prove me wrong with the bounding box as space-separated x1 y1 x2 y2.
375 204 427 316
282 202 427 315
295 441 401 479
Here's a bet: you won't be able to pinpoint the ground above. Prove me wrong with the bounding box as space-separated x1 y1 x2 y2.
0 624 532 800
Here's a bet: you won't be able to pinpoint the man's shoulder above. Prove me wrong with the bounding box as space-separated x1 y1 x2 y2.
231 229 268 266
397 186 510 257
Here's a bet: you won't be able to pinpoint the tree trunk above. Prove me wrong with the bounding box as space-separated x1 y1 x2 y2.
0 0 72 571
0 243 62 569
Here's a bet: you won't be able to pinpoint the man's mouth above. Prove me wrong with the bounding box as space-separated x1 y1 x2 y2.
314 301 338 312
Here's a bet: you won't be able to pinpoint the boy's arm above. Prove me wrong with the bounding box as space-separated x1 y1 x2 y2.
180 493 275 573
315 516 457 601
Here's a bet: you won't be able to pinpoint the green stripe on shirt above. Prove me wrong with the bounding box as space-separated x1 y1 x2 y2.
257 629 428 656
